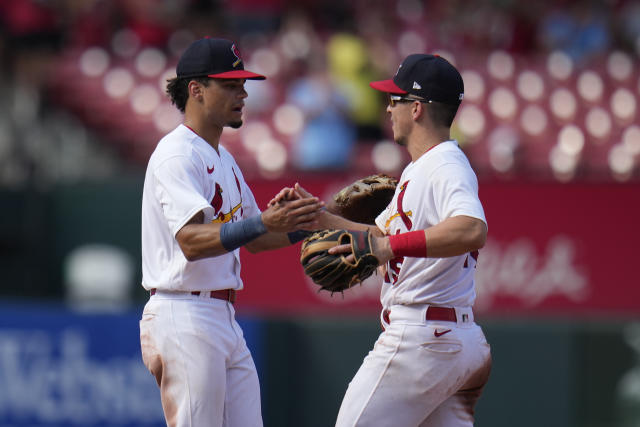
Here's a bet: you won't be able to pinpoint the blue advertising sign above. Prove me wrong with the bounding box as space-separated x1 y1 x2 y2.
0 301 263 427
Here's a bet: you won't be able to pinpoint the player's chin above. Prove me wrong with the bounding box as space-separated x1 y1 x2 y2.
227 120 243 129
394 135 407 146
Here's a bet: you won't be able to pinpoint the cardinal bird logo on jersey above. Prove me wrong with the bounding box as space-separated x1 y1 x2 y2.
210 181 243 224
213 204 242 223
211 182 223 215
384 181 413 230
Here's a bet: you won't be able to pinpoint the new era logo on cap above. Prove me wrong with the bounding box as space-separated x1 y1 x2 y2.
176 38 266 80
370 54 464 105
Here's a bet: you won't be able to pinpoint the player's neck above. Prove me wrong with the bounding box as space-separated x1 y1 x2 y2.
407 127 450 161
183 118 223 152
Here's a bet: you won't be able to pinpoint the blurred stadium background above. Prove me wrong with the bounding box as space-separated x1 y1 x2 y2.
1 0 640 426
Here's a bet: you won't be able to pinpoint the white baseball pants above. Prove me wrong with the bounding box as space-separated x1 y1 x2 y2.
139 292 262 427
335 305 492 427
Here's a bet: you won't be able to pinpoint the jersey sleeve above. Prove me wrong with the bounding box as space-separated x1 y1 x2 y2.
153 155 214 236
431 162 486 226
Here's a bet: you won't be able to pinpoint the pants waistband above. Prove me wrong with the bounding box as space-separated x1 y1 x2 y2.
381 305 473 328
149 288 236 304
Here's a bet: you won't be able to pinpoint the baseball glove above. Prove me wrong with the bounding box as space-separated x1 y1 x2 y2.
300 229 380 293
327 174 398 225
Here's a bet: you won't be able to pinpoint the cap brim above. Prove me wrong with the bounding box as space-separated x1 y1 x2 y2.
369 79 407 94
208 70 266 80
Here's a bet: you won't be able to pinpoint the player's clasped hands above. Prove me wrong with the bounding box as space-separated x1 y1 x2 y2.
261 188 324 233
268 183 395 263
267 182 312 206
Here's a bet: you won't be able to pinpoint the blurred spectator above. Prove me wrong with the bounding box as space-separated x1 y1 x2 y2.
57 0 115 48
326 32 384 141
115 0 176 47
225 0 284 38
539 2 611 63
429 0 538 53
616 0 640 53
274 9 325 79
504 6 539 53
288 66 356 170
0 0 63 48
174 0 226 43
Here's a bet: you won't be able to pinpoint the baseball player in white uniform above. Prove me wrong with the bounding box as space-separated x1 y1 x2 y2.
139 38 322 427
281 54 491 426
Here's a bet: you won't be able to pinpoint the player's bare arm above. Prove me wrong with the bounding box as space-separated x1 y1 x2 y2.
176 196 323 260
244 232 291 253
176 211 227 260
423 215 487 257
328 215 486 265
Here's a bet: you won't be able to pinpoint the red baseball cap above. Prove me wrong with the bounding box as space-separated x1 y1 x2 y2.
176 37 266 80
370 54 464 105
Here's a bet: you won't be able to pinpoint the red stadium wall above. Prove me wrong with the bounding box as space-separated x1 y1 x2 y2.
237 178 640 317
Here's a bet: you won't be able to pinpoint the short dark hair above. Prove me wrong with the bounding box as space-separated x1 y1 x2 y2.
166 76 211 113
425 101 459 128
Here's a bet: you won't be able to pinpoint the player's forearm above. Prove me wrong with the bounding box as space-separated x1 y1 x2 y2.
177 215 269 260
176 222 229 261
380 215 486 261
244 231 292 253
423 215 487 257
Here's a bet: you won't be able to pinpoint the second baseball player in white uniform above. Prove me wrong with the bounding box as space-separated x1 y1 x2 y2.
139 38 322 427
341 54 491 427
286 53 492 426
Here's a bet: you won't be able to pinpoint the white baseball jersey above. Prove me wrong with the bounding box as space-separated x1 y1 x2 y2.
141 124 260 292
375 140 486 308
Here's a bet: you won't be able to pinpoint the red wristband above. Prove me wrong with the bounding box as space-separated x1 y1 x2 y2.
388 231 427 258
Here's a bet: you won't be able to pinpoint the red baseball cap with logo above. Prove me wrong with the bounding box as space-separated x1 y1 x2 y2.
176 37 266 80
370 54 463 105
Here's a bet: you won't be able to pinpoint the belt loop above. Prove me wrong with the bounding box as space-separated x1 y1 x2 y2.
455 307 473 324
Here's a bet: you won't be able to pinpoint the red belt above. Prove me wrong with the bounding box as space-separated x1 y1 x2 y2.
382 306 457 325
150 288 236 304
425 306 457 322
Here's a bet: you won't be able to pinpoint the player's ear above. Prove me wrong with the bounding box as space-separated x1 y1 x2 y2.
412 101 425 121
188 80 204 100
